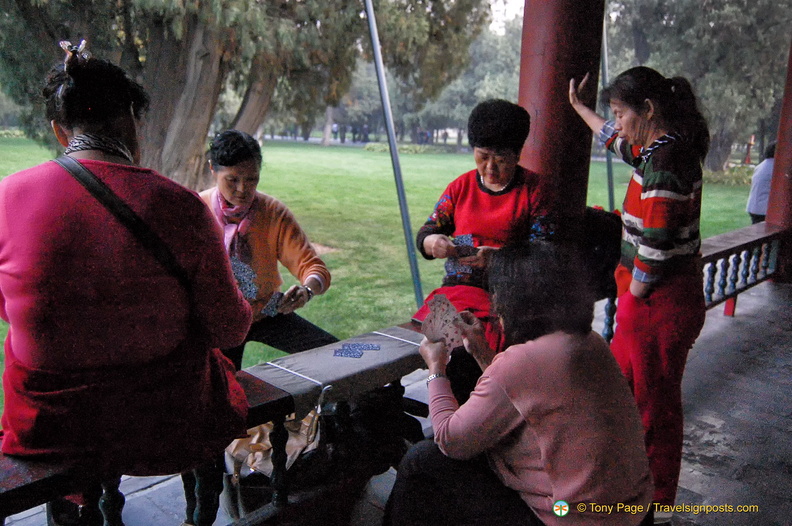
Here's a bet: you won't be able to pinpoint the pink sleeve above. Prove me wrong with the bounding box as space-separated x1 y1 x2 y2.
428 375 524 460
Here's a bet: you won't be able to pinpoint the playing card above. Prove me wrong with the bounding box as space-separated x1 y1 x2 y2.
261 291 284 317
342 343 381 351
453 234 478 257
422 294 465 350
334 348 364 358
454 244 478 258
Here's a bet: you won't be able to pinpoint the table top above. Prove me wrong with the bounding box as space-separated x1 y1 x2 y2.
242 325 425 420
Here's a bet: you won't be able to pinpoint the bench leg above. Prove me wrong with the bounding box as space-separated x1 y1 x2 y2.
269 415 290 507
99 477 124 526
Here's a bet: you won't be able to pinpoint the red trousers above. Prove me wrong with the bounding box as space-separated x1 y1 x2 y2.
610 266 705 505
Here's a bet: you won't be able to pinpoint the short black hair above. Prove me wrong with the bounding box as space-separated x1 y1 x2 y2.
208 130 262 168
43 57 149 130
488 240 595 346
764 142 776 159
467 99 530 155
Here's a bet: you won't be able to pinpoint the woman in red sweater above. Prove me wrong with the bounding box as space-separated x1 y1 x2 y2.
0 42 251 525
415 99 553 402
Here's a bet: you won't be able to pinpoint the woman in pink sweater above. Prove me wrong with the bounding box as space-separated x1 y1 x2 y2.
385 239 653 526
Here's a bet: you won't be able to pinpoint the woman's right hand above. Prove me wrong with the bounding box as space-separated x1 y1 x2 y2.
423 234 456 259
419 337 449 374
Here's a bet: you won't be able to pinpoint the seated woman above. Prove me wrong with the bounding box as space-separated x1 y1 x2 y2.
200 130 338 369
0 42 251 524
386 238 654 526
414 99 553 401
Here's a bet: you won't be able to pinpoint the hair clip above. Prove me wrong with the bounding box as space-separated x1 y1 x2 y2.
59 39 91 66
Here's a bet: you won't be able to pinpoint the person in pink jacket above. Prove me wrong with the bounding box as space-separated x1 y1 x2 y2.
385 237 654 526
0 42 251 525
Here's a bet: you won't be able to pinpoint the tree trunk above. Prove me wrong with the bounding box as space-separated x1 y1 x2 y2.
705 127 736 172
138 17 190 176
139 15 231 191
321 106 334 146
229 53 279 136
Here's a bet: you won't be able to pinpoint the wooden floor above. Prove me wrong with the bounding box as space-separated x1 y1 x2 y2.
5 281 792 525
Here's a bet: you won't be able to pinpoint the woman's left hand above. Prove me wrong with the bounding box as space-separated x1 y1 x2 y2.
629 279 653 299
458 246 498 269
419 337 449 374
278 285 310 314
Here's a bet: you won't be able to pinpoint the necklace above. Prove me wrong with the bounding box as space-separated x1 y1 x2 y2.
64 133 134 163
478 173 513 192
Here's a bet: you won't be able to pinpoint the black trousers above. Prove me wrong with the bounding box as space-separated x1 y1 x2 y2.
222 312 339 370
384 439 541 526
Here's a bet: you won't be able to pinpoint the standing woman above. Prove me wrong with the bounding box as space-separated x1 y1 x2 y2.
0 42 252 525
569 67 709 518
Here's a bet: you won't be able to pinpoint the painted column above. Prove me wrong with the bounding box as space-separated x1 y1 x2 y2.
518 0 606 237
766 38 792 281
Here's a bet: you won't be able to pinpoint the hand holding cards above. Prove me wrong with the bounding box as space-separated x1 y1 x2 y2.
421 294 465 351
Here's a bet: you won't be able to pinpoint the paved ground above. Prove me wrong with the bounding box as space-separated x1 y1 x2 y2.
6 281 791 525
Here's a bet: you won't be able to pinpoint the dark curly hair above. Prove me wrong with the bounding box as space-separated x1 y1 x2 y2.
208 130 262 168
599 66 710 160
467 99 530 155
43 54 149 131
488 238 595 346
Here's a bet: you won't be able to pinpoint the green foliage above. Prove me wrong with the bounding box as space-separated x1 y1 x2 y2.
363 142 460 154
604 0 792 170
703 165 754 186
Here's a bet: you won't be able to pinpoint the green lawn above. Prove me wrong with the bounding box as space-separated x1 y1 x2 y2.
0 137 752 410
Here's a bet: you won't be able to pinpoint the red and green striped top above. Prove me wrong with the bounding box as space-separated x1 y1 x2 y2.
600 121 703 283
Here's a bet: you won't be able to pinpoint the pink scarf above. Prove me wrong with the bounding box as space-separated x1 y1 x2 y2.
211 188 255 259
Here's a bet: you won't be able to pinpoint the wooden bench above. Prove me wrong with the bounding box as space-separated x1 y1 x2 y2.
0 325 425 525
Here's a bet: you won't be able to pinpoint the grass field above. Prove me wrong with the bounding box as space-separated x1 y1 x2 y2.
0 137 752 410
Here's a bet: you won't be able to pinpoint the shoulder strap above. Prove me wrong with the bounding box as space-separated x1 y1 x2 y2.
53 156 192 293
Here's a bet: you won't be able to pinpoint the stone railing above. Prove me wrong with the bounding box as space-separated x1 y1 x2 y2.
700 222 786 315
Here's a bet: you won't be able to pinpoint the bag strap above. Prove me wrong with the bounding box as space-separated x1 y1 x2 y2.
53 156 192 293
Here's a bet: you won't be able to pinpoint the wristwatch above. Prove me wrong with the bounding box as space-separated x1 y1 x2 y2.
303 285 315 301
426 373 447 386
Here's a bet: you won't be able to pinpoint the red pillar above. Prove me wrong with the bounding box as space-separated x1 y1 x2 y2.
517 0 606 236
766 37 792 281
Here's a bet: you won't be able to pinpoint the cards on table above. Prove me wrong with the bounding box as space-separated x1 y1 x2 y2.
422 294 465 351
332 342 381 358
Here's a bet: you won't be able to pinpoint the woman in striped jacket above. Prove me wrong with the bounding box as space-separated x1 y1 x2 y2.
569 66 710 523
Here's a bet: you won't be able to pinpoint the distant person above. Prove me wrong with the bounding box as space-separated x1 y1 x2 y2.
570 66 709 521
746 142 776 223
0 41 251 524
414 99 553 403
200 130 338 370
385 240 653 526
